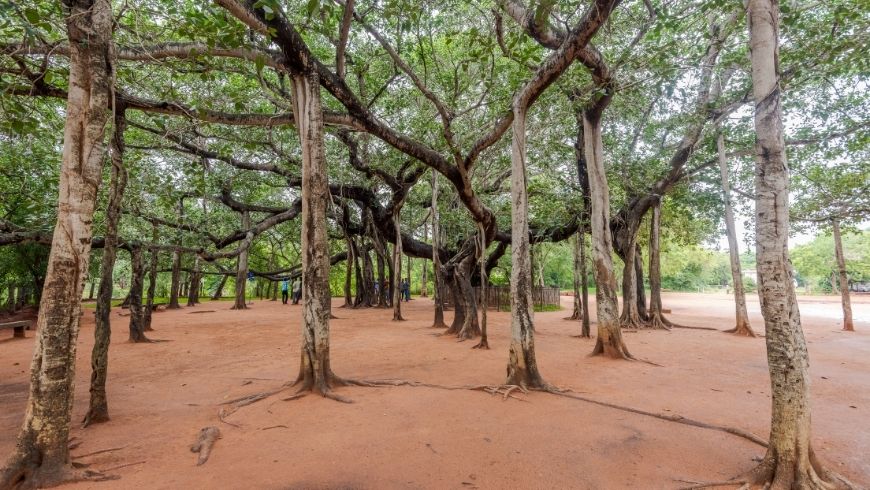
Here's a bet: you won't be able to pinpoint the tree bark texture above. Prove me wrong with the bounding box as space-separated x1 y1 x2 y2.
743 1 845 487
431 171 447 328
289 70 342 395
1 1 113 486
391 209 404 321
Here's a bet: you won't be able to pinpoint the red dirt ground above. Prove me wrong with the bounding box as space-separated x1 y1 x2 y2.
1 292 868 489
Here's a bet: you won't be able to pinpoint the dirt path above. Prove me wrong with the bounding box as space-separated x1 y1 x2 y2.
1 293 868 489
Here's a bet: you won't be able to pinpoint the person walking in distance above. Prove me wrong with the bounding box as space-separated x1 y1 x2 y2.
281 278 289 304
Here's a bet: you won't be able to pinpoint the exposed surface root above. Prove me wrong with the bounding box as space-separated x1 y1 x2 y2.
723 324 757 337
672 324 720 331
81 406 110 428
73 446 127 459
430 321 449 329
190 426 220 466
546 390 767 447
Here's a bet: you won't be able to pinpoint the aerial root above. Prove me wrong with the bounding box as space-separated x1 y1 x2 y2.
673 324 720 331
190 426 220 466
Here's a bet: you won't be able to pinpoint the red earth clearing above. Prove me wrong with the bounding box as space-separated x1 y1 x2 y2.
1 292 868 489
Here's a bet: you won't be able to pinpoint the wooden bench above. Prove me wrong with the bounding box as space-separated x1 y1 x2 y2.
0 320 30 339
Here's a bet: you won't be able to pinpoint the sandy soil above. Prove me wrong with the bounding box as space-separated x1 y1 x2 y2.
1 292 868 489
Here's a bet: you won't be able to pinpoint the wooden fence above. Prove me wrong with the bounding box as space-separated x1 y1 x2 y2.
440 286 561 312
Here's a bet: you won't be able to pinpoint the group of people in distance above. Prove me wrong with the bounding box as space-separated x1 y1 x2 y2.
279 277 414 305
280 278 301 305
371 279 413 302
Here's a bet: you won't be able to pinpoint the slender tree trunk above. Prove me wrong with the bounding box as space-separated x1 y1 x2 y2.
618 233 646 328
569 232 583 320
84 107 127 428
232 211 251 310
647 200 679 330
431 171 447 328
420 223 429 297
634 244 649 320
741 2 846 487
717 131 755 336
392 210 404 320
579 224 591 338
0 1 113 485
4 286 13 311
87 281 95 301
473 225 489 349
187 256 201 306
212 273 228 300
585 111 632 359
127 246 148 343
342 236 353 307
290 70 344 396
832 219 854 332
143 233 158 332
168 248 182 309
505 105 545 388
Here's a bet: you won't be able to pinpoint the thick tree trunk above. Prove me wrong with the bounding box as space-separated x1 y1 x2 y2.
454 258 481 340
741 2 846 487
392 210 404 321
0 1 113 486
832 220 854 332
431 171 448 328
505 106 545 388
445 270 466 335
717 132 755 336
84 107 127 428
585 111 632 359
290 70 344 396
232 211 251 310
127 247 149 343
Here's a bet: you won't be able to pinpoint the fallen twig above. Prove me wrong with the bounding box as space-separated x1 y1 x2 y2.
190 426 220 466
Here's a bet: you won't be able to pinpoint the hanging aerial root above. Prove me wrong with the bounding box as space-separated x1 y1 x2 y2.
190 426 220 466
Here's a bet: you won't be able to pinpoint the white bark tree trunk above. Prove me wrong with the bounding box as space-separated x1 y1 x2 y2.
585 113 632 359
290 70 344 397
717 131 755 336
0 0 114 486
505 105 545 388
744 1 845 487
